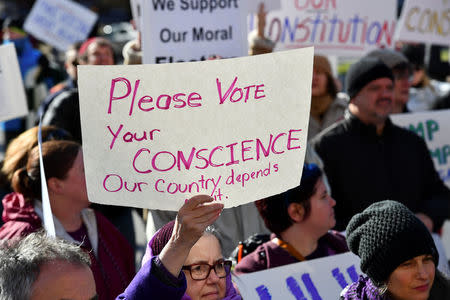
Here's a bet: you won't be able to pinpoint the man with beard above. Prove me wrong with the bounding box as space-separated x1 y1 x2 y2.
312 56 450 232
366 48 411 113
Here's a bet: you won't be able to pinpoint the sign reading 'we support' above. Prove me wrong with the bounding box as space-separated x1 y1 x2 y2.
24 0 97 51
391 110 450 189
234 252 361 300
394 0 450 46
141 0 248 64
0 44 28 122
263 0 396 56
78 48 312 210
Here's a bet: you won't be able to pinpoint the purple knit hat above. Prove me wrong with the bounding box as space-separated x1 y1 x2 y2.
150 220 175 256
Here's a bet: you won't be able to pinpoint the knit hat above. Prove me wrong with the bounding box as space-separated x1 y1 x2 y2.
367 49 409 69
345 57 394 99
150 220 175 256
346 200 438 286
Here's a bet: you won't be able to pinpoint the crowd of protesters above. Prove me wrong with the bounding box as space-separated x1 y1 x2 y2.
1 2 450 300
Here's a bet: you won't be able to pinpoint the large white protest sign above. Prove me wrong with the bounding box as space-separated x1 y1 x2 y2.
261 0 396 56
394 0 450 46
391 110 450 189
141 0 248 64
24 0 98 51
233 252 361 300
0 44 28 122
78 47 312 211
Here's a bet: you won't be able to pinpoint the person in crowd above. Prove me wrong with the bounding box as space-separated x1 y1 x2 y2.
40 37 146 263
366 49 411 113
401 44 450 112
0 126 72 225
1 126 72 187
341 200 450 300
312 56 450 231
433 91 450 110
37 42 82 120
308 55 347 140
234 163 347 274
1 17 63 150
0 231 97 300
0 140 135 300
42 37 115 142
117 194 241 300
247 3 275 55
122 20 142 65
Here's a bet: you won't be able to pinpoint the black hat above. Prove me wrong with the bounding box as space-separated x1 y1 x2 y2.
346 200 438 286
367 49 409 70
401 44 425 69
345 57 394 99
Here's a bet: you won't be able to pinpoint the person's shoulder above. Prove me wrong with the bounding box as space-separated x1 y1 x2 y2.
389 120 428 146
234 242 270 275
334 92 350 108
322 231 349 253
311 117 349 149
0 221 39 240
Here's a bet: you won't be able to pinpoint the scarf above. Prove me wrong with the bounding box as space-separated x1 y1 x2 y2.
311 95 334 123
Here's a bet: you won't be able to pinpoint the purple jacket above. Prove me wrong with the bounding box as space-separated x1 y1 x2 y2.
340 276 387 300
117 230 241 300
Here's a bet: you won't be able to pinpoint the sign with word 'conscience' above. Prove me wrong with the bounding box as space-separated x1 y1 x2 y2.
233 252 361 300
391 109 450 189
141 0 248 64
394 0 450 47
263 0 396 56
78 47 312 210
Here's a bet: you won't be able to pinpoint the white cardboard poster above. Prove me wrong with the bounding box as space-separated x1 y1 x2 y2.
391 110 450 189
24 0 98 51
233 252 361 300
0 44 28 122
394 0 450 46
78 48 313 211
141 0 248 64
262 0 396 56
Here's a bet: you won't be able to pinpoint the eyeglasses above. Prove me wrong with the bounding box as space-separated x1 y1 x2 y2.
182 260 232 281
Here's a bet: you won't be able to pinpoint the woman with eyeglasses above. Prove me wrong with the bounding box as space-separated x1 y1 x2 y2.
117 195 241 300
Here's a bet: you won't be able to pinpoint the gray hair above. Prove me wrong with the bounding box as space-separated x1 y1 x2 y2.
204 225 224 255
0 231 90 300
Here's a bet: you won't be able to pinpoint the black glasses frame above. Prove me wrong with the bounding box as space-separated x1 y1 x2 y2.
182 260 232 281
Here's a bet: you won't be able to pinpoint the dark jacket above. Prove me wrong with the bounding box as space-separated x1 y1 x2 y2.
0 192 135 300
312 112 450 230
41 88 82 142
37 77 77 121
234 231 348 275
